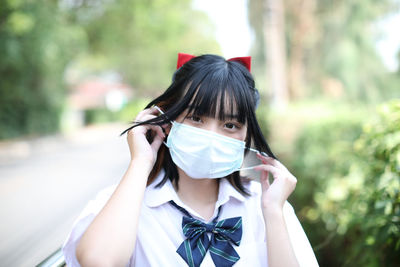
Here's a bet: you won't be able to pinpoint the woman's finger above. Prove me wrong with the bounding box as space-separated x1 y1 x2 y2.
151 131 165 152
256 153 277 166
135 109 151 121
134 113 158 126
150 124 165 139
259 168 270 192
253 164 281 179
135 107 162 121
144 124 166 140
135 113 156 124
256 153 288 172
255 163 297 184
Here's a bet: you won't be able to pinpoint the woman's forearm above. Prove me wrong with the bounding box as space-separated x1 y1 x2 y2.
264 206 300 267
76 159 152 267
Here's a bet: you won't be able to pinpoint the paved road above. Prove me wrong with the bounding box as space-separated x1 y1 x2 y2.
0 123 131 267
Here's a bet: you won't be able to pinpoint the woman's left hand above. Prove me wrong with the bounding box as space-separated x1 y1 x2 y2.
253 153 297 212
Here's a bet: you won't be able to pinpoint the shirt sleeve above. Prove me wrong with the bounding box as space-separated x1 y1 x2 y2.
62 185 117 267
283 202 319 267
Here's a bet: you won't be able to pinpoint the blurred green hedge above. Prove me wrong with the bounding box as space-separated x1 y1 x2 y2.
290 100 400 266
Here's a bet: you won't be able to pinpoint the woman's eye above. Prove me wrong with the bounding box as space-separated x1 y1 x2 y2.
189 115 202 123
225 122 240 130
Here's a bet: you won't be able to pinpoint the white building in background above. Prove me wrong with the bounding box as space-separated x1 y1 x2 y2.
62 72 133 131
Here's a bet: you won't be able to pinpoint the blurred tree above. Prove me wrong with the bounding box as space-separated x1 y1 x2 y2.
249 0 400 102
0 0 86 139
263 0 289 108
64 0 220 95
285 0 317 99
312 0 399 102
248 0 266 74
0 0 220 139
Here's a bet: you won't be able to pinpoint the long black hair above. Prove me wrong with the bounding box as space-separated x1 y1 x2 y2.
121 54 276 195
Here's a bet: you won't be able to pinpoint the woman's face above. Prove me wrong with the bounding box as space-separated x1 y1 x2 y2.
175 108 247 142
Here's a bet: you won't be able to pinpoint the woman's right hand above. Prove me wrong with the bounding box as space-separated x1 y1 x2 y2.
127 107 166 167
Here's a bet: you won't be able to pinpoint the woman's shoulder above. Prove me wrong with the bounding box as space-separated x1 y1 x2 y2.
72 184 118 226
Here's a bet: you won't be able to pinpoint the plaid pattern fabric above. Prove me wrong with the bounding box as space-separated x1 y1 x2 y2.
169 201 242 267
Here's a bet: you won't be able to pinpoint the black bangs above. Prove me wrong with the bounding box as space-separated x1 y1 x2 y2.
181 60 256 125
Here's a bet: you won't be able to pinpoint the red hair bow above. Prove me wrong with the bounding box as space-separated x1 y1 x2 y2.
176 53 251 72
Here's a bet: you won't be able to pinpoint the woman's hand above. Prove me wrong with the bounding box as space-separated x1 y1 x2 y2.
127 107 166 167
253 153 297 212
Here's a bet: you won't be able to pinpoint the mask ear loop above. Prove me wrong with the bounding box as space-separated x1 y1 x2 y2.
154 105 166 118
154 106 173 121
247 147 268 157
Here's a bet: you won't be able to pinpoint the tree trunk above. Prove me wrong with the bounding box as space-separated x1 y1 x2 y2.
263 0 289 109
287 0 317 100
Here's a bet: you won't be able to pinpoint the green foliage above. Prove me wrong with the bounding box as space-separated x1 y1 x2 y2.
255 103 271 138
347 100 400 265
0 0 220 139
0 0 86 139
290 99 400 266
116 98 150 123
66 0 220 94
291 112 364 207
248 0 400 102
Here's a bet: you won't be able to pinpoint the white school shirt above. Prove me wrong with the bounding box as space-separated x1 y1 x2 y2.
62 170 319 267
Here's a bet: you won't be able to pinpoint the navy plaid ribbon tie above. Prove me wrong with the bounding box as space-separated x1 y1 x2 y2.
169 200 242 267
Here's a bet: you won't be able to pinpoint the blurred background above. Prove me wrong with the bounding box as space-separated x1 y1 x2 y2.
0 0 399 266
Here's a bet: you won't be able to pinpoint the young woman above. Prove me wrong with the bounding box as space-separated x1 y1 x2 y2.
62 53 319 267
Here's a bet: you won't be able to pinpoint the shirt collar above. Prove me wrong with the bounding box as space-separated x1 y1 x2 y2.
216 177 246 207
144 169 180 208
144 171 247 209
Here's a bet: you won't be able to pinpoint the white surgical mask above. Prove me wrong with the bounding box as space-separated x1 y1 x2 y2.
154 106 261 179
166 122 247 178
